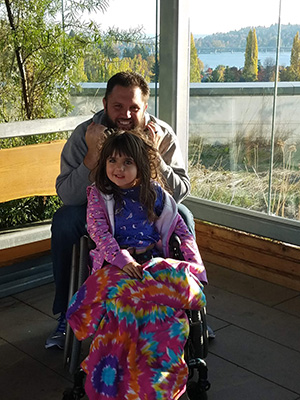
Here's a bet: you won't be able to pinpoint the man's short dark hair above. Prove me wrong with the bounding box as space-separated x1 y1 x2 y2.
104 71 150 102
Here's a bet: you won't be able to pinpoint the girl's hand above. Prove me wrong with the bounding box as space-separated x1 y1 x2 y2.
123 261 143 279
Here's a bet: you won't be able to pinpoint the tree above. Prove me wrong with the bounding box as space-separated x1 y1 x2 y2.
280 66 293 82
224 66 241 82
0 0 112 122
290 31 300 80
84 43 154 83
190 33 203 82
280 31 300 82
258 57 276 82
0 1 148 123
123 44 149 59
150 54 159 83
211 65 225 82
243 28 258 81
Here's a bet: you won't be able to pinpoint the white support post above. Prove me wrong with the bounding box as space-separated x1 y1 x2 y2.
159 0 190 166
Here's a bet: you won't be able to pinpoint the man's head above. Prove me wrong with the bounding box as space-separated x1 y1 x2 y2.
103 71 150 130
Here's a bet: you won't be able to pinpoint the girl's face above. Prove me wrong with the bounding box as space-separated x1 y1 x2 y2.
106 152 138 189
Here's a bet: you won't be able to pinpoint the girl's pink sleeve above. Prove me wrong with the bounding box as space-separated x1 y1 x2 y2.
86 186 135 270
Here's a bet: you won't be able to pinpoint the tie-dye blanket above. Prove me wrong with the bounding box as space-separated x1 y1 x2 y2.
67 257 206 400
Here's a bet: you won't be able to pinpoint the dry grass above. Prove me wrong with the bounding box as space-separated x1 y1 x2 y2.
188 131 300 221
189 162 300 221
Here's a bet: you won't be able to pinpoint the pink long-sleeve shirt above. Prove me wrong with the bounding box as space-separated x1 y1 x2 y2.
86 184 207 284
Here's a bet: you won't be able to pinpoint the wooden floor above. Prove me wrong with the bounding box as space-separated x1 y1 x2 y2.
1 261 300 400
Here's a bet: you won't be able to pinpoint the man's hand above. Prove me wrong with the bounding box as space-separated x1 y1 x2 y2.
146 121 163 149
123 261 143 279
84 122 107 171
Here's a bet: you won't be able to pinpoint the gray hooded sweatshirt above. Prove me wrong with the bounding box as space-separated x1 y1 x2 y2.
56 110 190 205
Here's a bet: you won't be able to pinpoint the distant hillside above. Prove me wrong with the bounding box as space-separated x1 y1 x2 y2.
194 24 300 53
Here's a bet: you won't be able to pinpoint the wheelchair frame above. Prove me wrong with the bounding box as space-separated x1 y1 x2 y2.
63 235 210 400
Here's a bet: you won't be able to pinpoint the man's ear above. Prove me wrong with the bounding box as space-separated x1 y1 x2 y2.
103 98 107 111
144 102 148 112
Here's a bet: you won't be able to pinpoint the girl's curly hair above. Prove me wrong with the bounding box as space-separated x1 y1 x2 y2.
94 128 169 222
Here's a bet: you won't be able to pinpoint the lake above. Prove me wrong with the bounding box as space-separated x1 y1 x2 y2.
198 51 291 69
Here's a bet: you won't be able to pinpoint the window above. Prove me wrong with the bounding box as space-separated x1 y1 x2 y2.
188 0 300 225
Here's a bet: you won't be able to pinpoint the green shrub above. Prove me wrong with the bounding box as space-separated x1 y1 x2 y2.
0 196 63 229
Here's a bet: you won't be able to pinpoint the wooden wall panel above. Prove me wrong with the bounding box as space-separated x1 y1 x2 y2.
195 219 300 291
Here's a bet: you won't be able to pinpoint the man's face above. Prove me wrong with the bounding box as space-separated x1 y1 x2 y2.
103 85 148 130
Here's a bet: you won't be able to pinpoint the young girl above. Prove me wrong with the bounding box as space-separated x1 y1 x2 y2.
87 128 207 283
67 129 207 400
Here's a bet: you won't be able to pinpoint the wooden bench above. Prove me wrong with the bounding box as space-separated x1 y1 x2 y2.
0 140 66 267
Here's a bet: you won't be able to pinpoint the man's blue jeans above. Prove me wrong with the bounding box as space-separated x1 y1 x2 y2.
51 202 195 315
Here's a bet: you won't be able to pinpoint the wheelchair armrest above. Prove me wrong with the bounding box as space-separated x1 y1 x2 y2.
169 233 184 260
83 235 96 251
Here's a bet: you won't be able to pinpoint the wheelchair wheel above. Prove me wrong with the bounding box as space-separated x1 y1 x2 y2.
64 236 90 374
190 308 209 359
62 388 85 400
187 381 208 400
64 243 80 369
200 308 209 359
62 369 86 400
78 236 91 286
187 356 210 399
69 338 82 376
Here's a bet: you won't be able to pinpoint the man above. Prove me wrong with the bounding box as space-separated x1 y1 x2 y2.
45 71 196 349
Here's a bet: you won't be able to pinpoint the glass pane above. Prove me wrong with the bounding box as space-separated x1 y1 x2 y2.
0 0 158 228
70 0 158 117
189 0 300 221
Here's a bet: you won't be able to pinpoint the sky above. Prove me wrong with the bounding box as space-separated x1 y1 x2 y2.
91 0 300 36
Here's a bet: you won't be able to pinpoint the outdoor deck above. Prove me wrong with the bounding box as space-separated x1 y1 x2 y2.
1 261 300 400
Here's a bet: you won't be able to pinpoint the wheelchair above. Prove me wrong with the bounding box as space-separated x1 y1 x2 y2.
62 234 211 400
